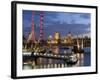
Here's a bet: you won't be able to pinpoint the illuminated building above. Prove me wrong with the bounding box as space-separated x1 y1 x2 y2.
60 32 73 45
53 32 61 44
61 37 67 44
47 35 53 44
54 32 60 40
66 32 73 45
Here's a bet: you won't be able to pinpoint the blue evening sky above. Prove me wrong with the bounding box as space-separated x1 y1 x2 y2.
23 10 91 39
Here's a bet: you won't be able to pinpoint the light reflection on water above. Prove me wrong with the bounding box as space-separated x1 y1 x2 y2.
23 46 90 69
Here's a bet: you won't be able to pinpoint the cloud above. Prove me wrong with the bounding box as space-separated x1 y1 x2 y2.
80 14 90 19
23 10 91 39
36 22 90 38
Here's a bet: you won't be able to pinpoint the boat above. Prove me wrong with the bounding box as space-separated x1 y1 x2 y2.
66 53 78 64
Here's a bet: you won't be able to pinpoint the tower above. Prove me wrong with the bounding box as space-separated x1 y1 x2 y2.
54 32 60 40
66 31 73 45
27 11 36 43
53 32 60 44
39 12 44 43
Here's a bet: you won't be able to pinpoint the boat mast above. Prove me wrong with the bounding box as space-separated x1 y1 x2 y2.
77 34 80 50
81 35 84 49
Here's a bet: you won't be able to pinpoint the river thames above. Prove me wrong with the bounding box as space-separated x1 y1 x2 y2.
23 46 90 69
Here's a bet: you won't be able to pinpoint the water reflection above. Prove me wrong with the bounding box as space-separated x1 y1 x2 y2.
23 46 90 69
